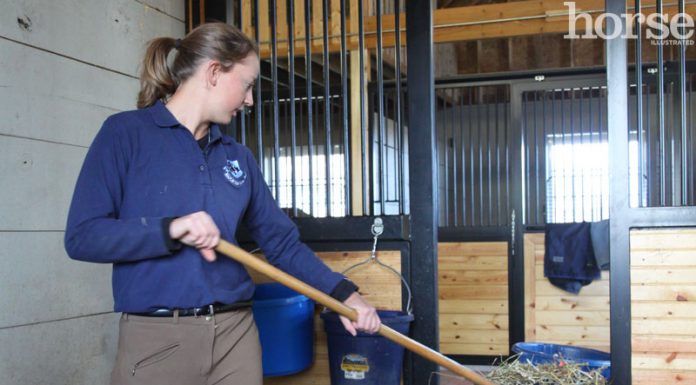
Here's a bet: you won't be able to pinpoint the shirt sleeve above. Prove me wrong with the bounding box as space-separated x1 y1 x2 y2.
64 118 171 263
241 150 345 295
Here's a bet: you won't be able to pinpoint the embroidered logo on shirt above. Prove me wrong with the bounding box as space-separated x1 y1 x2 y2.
223 159 246 187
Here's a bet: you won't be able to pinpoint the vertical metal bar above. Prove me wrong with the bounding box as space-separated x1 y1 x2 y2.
635 0 644 207
460 88 466 226
541 90 547 224
299 99 306 209
271 0 281 202
377 0 386 215
469 88 475 226
533 91 540 225
679 0 687 205
453 96 458 227
240 111 247 146
478 94 483 226
304 0 315 216
551 89 557 223
570 88 576 221
522 92 529 224
368 91 376 212
487 100 493 226
588 87 595 218
599 87 605 217
287 0 297 216
505 87 511 225
669 81 675 206
237 0 246 145
283 101 290 205
649 82 656 207
309 96 321 210
358 0 368 215
560 89 566 221
656 0 665 206
444 99 450 226
385 96 392 207
340 0 350 216
687 75 696 206
579 88 585 220
395 0 404 214
322 0 332 216
254 0 263 164
495 91 502 225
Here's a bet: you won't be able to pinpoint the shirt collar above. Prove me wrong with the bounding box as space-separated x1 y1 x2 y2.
150 100 234 145
149 100 180 128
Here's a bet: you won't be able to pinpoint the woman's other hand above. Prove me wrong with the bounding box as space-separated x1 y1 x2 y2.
339 292 381 336
169 211 220 261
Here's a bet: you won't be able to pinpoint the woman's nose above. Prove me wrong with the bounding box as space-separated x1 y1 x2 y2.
244 89 254 107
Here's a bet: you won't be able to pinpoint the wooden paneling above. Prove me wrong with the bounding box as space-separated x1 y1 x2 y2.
631 228 696 384
438 242 509 356
523 233 610 352
250 249 403 385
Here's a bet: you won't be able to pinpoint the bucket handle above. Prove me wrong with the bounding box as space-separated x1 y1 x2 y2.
341 218 413 315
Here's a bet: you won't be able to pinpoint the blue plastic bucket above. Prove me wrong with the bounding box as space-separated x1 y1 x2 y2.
252 283 315 377
512 342 611 379
320 310 414 385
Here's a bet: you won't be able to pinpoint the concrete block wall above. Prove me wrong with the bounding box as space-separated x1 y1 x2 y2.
0 1 184 383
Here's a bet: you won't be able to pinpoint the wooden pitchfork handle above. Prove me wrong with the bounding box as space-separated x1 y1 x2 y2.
215 240 497 385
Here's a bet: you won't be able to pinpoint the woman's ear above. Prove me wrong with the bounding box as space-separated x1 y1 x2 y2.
204 60 220 88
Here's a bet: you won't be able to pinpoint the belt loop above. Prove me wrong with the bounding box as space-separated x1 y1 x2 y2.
123 313 129 321
209 304 215 316
173 309 179 324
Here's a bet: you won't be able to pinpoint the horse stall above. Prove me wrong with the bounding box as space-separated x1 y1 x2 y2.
2 1 696 385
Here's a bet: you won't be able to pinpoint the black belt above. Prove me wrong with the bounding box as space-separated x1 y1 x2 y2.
131 301 252 317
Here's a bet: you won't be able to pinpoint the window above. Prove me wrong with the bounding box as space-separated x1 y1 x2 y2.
267 146 346 217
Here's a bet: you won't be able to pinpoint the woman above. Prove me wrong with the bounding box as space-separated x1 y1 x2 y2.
65 22 380 385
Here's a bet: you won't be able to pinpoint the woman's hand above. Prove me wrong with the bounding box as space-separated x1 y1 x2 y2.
339 292 381 336
169 211 220 261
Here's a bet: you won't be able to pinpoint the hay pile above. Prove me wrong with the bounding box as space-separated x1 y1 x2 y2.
484 355 608 385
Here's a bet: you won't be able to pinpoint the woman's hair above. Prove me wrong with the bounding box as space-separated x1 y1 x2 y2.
137 22 258 108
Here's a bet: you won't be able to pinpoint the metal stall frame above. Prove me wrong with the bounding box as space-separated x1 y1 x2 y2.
605 0 696 383
406 1 439 384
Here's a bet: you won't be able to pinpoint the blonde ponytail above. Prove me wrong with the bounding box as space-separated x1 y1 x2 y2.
137 37 178 108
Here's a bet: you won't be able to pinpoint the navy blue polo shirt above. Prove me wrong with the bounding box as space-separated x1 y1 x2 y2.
65 100 344 312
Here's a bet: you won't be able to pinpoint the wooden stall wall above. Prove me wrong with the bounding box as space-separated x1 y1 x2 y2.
438 242 510 356
248 249 403 385
631 228 696 385
523 233 611 352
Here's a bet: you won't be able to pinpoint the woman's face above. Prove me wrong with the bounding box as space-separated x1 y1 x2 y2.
209 53 259 124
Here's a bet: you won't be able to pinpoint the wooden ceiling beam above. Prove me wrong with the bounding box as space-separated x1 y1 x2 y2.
251 0 696 58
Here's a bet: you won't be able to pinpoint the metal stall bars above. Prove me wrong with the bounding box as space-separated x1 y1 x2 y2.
230 0 408 219
431 85 512 231
630 0 696 208
520 79 609 228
